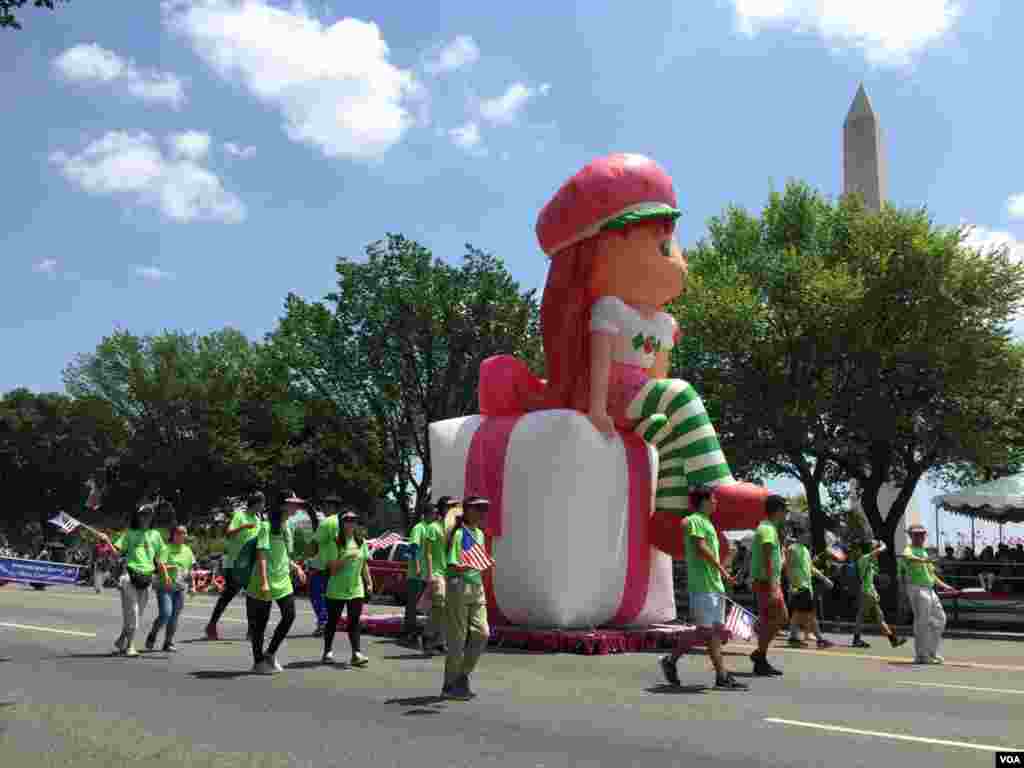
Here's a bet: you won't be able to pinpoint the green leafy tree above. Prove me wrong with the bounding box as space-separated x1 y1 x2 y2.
0 0 68 30
269 235 542 527
673 181 1024 605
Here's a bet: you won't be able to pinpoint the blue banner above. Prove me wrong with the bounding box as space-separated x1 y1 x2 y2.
0 556 85 585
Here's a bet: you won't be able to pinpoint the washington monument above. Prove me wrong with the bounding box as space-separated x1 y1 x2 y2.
843 83 888 212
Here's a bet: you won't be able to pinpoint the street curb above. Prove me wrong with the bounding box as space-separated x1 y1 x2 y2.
819 620 1024 642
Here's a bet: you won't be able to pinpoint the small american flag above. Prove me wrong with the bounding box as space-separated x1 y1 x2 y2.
724 600 757 642
48 511 81 534
85 479 102 511
829 544 848 562
367 532 403 553
458 528 494 572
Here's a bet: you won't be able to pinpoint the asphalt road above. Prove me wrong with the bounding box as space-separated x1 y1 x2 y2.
1 584 1022 768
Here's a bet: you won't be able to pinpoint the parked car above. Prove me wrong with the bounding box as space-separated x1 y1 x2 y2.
368 540 414 604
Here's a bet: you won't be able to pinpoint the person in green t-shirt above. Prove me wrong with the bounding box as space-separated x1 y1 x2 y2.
400 506 431 647
420 496 458 655
246 490 307 675
852 540 907 650
307 493 342 637
900 524 954 664
660 486 746 691
785 527 835 648
320 510 373 667
205 490 264 641
750 495 789 677
442 496 493 701
98 502 167 657
145 525 194 652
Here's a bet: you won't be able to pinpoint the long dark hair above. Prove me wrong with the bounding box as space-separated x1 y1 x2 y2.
269 489 293 535
337 513 364 548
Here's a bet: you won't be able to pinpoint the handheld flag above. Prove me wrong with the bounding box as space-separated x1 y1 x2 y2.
85 479 102 511
724 599 757 642
828 544 848 562
367 532 403 553
48 511 81 535
458 528 494 572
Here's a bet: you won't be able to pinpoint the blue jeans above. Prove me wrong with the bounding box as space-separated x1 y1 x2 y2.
309 570 327 626
150 589 185 645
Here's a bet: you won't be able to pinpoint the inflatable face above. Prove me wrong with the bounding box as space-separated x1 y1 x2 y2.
590 219 687 310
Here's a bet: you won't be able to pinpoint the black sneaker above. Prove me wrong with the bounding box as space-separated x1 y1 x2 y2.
715 674 748 690
447 678 474 701
753 658 783 676
851 638 870 648
659 655 681 686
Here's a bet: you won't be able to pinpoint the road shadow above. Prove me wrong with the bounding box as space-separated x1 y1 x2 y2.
189 670 255 680
177 638 241 646
644 684 708 695
380 653 431 660
53 652 163 661
285 660 343 670
385 695 448 715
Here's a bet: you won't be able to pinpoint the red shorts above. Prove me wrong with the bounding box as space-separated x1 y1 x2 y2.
752 581 788 625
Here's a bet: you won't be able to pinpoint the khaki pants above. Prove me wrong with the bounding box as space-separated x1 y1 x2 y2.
423 575 447 644
444 577 488 686
118 574 150 646
907 585 946 660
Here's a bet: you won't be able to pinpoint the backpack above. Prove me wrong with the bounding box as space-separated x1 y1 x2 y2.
231 537 259 589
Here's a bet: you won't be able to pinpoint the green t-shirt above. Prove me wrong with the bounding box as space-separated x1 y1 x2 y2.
113 529 164 575
447 525 485 586
858 553 879 597
247 521 294 602
684 512 724 594
788 543 813 594
902 546 935 587
751 521 781 584
407 521 427 579
224 509 260 568
422 519 447 578
324 536 369 601
311 515 339 570
159 542 195 591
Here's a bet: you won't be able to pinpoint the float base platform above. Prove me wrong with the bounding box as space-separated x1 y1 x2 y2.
337 614 727 655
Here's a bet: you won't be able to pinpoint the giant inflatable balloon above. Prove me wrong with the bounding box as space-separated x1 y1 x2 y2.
429 153 769 629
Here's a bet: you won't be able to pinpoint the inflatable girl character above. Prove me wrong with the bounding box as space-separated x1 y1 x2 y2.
480 153 766 554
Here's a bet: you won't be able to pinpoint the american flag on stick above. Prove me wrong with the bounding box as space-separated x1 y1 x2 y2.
457 528 494 572
724 599 757 642
367 532 404 553
828 544 848 562
48 511 81 534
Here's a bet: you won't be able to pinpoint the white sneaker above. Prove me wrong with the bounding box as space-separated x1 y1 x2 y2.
268 654 284 672
351 652 369 667
124 645 139 657
928 655 945 665
322 651 335 665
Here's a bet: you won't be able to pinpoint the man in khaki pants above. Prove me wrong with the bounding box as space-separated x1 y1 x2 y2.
442 496 492 700
421 496 457 654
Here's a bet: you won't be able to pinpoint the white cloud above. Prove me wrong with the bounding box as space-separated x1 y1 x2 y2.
538 82 551 96
169 130 211 161
1007 194 1024 220
135 266 176 282
479 82 533 125
448 122 487 157
424 35 480 75
33 258 58 274
51 131 246 224
223 142 256 158
727 0 963 67
962 225 1024 263
162 0 422 159
53 43 186 107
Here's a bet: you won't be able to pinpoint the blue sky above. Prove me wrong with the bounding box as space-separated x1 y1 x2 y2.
3 1 1023 545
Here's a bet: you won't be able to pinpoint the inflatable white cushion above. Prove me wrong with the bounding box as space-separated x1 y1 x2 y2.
429 409 676 628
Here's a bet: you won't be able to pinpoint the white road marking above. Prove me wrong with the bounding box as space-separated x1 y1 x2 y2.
0 622 97 638
764 718 1019 752
893 680 1024 695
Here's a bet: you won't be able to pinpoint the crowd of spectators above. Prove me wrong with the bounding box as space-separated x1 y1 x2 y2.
940 543 1024 593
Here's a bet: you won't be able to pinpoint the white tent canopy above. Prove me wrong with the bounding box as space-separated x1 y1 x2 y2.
932 474 1024 524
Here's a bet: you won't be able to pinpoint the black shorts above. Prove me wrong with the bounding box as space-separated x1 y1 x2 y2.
789 589 815 612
